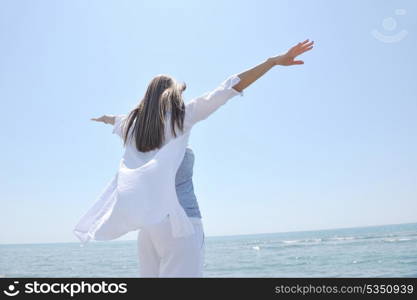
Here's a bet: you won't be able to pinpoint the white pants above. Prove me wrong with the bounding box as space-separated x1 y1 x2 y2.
137 216 205 277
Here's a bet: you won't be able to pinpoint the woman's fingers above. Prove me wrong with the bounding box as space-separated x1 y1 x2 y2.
293 41 314 56
303 42 314 51
288 40 313 55
303 41 314 48
298 41 314 51
299 45 314 55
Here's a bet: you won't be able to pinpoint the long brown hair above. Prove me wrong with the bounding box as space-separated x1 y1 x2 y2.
121 74 186 152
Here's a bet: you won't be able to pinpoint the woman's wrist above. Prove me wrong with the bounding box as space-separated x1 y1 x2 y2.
267 55 284 66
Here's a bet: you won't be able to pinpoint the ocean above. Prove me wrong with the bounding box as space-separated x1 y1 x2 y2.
1 222 416 277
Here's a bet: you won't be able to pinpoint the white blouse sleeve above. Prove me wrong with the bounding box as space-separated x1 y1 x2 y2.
184 74 244 127
112 114 127 138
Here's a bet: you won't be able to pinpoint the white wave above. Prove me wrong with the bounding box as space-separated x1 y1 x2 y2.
383 238 412 242
283 240 300 244
310 238 322 243
252 246 260 251
331 236 355 241
282 238 322 244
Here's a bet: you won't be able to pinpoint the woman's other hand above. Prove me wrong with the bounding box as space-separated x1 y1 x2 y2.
91 115 115 125
269 39 314 66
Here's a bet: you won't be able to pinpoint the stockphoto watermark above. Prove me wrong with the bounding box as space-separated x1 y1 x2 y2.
371 8 408 43
2 280 128 297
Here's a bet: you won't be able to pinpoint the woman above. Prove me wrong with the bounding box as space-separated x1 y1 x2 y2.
85 39 314 277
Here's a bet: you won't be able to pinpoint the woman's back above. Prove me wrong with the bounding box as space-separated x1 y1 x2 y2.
115 112 188 167
115 113 202 218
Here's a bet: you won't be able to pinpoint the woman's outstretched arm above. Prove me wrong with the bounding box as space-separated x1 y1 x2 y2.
232 39 314 92
91 114 128 138
184 39 314 127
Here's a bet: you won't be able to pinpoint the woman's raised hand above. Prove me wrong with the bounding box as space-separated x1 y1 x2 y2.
91 115 113 124
269 39 314 66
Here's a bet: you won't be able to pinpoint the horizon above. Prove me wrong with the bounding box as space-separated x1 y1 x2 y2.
2 221 416 246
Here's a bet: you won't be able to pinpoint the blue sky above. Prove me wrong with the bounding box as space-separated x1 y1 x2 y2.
1 0 416 244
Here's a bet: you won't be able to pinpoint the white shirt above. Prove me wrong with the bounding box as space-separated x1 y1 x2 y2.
73 74 243 244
